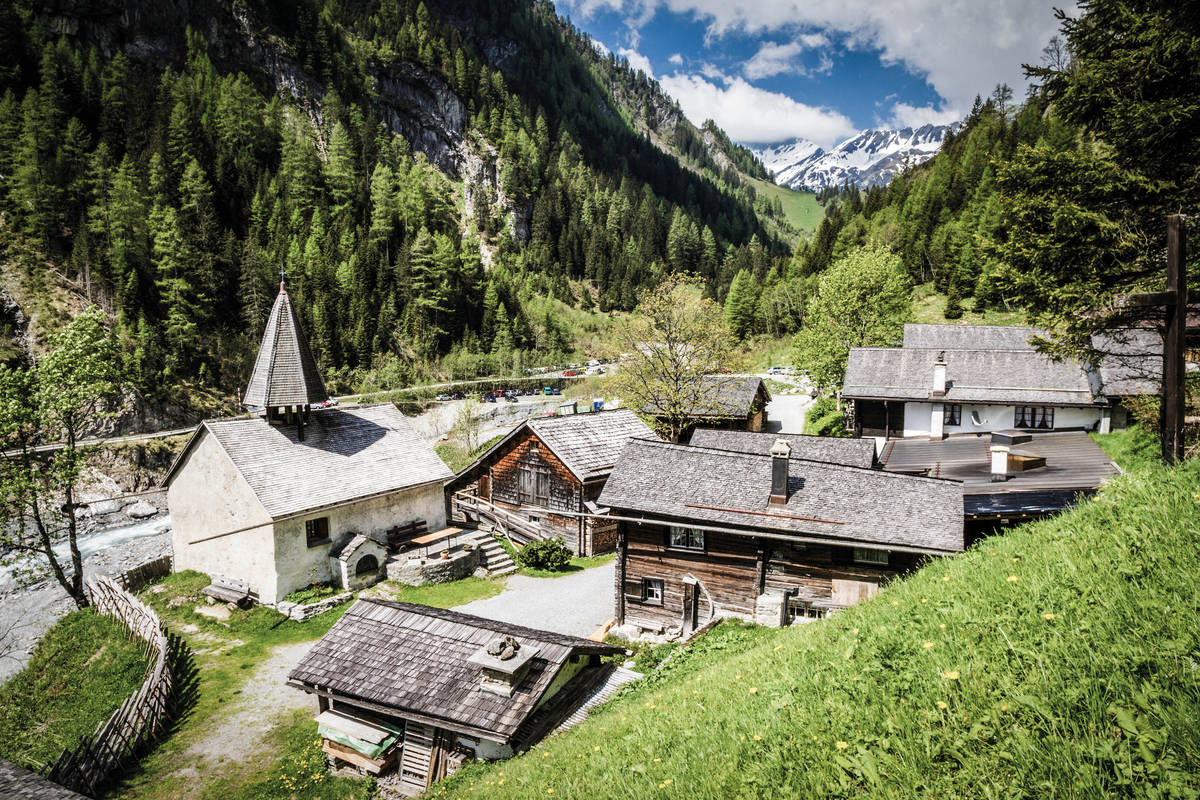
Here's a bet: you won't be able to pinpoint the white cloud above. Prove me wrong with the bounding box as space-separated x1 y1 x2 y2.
658 72 856 146
743 41 806 80
560 0 1063 113
669 52 683 65
618 47 655 78
798 32 830 49
699 62 729 82
589 36 610 55
886 102 963 129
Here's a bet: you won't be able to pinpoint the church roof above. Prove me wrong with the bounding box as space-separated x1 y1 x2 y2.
243 282 328 408
165 404 452 519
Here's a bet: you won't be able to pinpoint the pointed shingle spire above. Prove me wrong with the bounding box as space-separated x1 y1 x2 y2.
243 279 328 409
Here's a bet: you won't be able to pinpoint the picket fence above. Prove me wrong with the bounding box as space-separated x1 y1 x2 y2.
44 574 174 797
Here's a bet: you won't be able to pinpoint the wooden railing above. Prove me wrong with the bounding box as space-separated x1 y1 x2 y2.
45 574 175 797
451 490 546 545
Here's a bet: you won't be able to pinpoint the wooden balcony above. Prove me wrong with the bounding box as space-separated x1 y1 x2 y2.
450 490 547 546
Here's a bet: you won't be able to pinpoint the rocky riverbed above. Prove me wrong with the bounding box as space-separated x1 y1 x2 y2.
0 513 172 683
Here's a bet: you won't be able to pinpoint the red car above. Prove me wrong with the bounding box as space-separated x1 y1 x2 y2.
563 370 579 377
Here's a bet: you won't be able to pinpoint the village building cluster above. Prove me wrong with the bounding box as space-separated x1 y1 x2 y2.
160 281 1165 791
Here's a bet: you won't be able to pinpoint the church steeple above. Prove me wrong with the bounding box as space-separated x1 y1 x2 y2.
243 276 328 414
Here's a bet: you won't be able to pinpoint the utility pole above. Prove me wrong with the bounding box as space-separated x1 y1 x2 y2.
1162 214 1188 464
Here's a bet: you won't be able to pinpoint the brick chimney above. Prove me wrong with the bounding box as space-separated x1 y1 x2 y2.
931 351 947 397
769 438 791 506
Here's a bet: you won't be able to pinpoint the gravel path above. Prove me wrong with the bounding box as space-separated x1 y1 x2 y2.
453 563 616 637
169 640 314 788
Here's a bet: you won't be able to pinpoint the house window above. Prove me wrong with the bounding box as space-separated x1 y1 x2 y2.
518 463 550 506
1015 406 1055 429
305 517 330 547
642 578 664 605
853 548 889 566
943 404 962 426
667 526 705 550
786 596 825 623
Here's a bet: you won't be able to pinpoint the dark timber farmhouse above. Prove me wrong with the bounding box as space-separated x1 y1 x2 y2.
166 281 452 604
288 600 624 792
600 437 963 637
447 409 658 555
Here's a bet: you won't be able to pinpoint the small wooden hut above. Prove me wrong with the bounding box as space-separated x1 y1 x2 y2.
288 600 623 793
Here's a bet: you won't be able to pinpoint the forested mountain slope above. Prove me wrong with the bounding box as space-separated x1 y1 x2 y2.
0 0 783 397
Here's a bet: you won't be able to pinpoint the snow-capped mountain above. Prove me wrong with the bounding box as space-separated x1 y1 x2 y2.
753 124 956 190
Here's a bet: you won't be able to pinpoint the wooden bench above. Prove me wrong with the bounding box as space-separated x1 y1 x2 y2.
409 527 465 557
201 575 253 608
386 519 429 550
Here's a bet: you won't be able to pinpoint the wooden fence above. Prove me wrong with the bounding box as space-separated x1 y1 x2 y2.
114 554 173 593
45 574 174 797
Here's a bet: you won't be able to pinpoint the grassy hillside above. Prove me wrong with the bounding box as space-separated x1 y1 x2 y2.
749 178 824 235
436 445 1200 798
0 610 148 771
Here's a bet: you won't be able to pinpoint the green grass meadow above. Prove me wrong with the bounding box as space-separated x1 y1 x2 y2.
434 450 1200 799
0 610 149 771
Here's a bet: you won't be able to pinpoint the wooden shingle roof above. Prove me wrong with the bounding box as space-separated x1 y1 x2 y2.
288 600 620 743
243 283 328 408
526 409 658 480
843 347 1101 406
600 439 963 554
644 374 770 419
688 429 876 469
0 760 88 799
902 323 1043 351
165 404 452 518
450 409 659 484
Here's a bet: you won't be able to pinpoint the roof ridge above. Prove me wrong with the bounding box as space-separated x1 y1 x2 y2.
627 437 960 486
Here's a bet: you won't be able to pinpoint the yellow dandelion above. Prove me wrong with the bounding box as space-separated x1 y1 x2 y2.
923 641 934 649
1011 557 1019 562
900 698 906 705
936 701 948 710
942 575 950 582
1007 575 1019 583
653 758 661 763
749 687 759 694
852 627 859 634
943 670 960 680
594 746 601 751
891 600 899 606
576 754 583 759
1000 704 1010 712
921 598 928 604
1043 613 1056 620
773 644 783 652
939 623 946 629
753 734 762 741
835 740 849 750
547 789 554 795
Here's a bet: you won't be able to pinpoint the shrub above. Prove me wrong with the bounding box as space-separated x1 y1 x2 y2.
517 538 572 571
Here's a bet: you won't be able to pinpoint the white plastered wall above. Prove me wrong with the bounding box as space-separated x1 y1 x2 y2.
271 481 447 603
168 432 276 599
904 402 1104 437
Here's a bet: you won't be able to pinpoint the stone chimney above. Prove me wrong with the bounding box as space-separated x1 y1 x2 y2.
769 438 791 506
931 351 947 397
468 635 540 697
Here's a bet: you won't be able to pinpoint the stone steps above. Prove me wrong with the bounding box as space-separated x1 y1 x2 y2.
466 530 517 576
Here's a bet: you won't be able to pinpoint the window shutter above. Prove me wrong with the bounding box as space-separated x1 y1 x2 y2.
623 578 645 600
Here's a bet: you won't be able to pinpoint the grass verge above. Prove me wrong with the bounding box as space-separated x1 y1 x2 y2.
363 577 505 607
434 456 1200 799
0 610 148 771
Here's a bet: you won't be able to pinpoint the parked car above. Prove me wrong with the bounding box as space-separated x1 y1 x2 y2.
552 387 562 395
563 370 579 377
435 393 452 401
767 366 786 375
810 388 819 398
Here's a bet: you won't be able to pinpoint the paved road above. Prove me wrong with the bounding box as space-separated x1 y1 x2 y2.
453 563 616 638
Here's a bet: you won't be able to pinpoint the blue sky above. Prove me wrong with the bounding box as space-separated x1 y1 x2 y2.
556 0 1068 148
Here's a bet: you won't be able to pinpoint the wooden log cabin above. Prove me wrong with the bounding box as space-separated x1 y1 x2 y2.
643 374 772 438
446 409 659 555
287 600 624 793
599 436 964 637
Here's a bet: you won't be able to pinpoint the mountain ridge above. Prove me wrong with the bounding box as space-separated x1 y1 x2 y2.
754 123 956 189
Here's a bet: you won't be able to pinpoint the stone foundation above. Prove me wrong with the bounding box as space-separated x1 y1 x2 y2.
276 591 355 621
386 548 480 586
